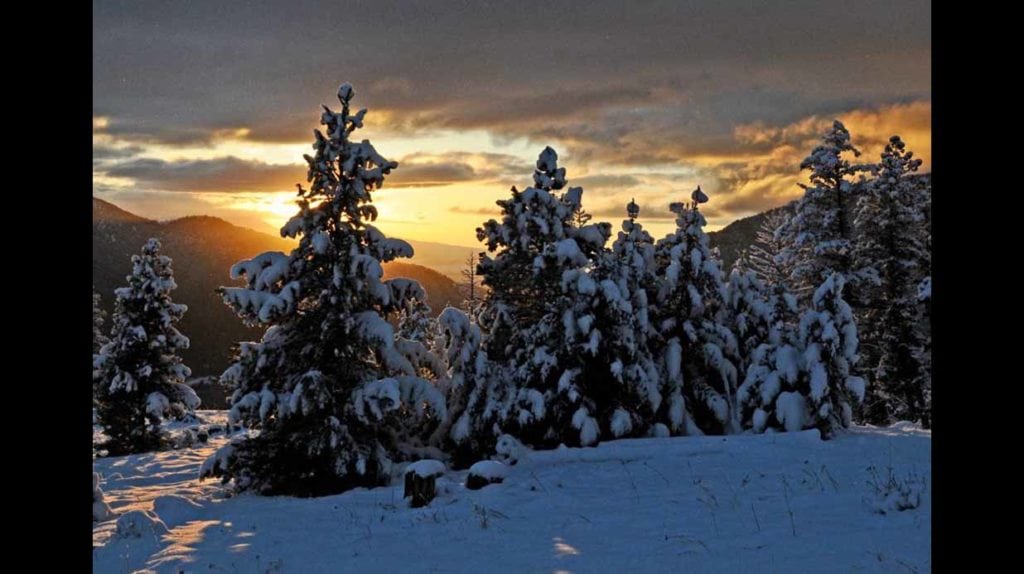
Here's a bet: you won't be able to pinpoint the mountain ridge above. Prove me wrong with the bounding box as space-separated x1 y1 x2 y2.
93 196 768 377
93 197 465 376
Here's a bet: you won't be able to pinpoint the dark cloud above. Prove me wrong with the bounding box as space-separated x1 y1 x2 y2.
94 0 930 151
387 162 478 188
93 144 145 160
103 157 304 193
93 1 929 231
570 175 642 189
388 152 534 188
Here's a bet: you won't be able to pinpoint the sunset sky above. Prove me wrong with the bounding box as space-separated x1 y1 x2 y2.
93 0 930 248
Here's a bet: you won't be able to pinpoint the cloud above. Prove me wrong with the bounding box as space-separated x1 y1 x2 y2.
93 144 145 160
94 0 929 149
387 151 533 188
570 174 642 189
448 206 498 216
387 161 478 188
92 1 929 238
662 100 932 223
102 156 304 193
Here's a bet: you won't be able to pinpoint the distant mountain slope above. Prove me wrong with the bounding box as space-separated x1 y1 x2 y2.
382 261 464 312
707 203 796 272
94 198 464 377
95 193 838 376
401 239 479 281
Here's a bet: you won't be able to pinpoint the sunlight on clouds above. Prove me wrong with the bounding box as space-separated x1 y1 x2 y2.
697 100 932 223
202 192 300 232
92 102 928 247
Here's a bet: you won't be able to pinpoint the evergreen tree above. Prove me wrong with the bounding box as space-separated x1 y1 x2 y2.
435 306 497 467
93 288 108 354
735 332 803 433
394 279 435 343
741 274 863 437
852 136 930 426
476 146 572 363
732 213 802 433
94 238 198 455
793 274 865 438
592 201 662 439
200 84 445 496
781 121 868 299
722 263 775 388
476 147 613 448
652 187 739 435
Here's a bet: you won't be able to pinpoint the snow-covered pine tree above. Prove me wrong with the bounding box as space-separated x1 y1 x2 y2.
93 288 108 353
852 136 930 426
731 211 803 432
393 279 446 384
729 259 803 433
652 187 739 435
200 84 446 496
476 147 613 448
590 200 662 439
792 273 865 438
94 238 198 455
476 147 572 364
434 306 497 467
722 262 774 388
781 121 868 299
395 281 435 343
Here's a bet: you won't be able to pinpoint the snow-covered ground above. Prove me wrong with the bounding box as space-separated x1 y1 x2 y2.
93 412 930 573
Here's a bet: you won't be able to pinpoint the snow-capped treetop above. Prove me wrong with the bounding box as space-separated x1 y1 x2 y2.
691 185 709 205
800 121 862 191
338 82 355 102
782 120 870 295
534 146 567 191
877 136 922 178
626 198 640 221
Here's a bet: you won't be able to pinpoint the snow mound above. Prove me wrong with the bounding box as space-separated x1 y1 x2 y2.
469 460 510 480
406 459 445 478
114 510 168 540
467 460 510 489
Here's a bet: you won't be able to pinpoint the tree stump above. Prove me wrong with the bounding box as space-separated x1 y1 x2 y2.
404 460 445 508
